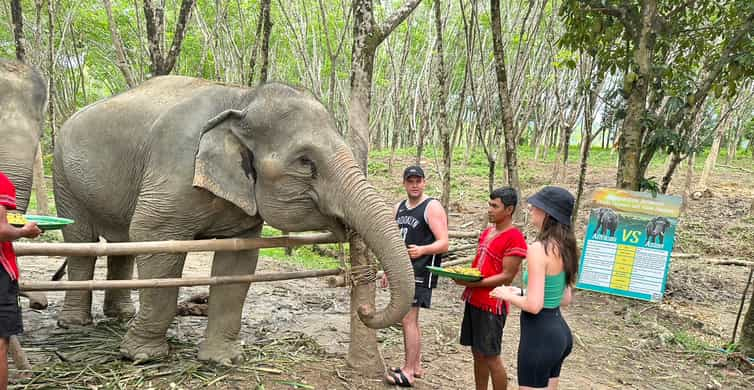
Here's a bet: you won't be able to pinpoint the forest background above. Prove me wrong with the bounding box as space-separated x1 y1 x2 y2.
2 0 754 387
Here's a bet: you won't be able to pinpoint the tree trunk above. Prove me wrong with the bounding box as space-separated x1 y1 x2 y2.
725 122 742 164
490 0 521 204
103 0 137 88
143 0 195 76
46 0 56 146
32 144 48 215
346 0 422 376
617 0 657 190
660 152 683 194
433 0 451 209
552 124 573 183
258 0 272 83
741 287 754 356
573 131 591 224
699 109 729 189
681 152 695 213
11 0 26 62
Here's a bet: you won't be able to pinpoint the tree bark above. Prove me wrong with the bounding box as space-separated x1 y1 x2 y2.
32 144 48 215
103 0 137 88
741 286 754 356
346 0 422 376
490 0 521 199
698 108 729 189
433 0 451 209
258 0 272 83
46 0 56 146
143 0 195 76
617 0 657 190
11 0 26 62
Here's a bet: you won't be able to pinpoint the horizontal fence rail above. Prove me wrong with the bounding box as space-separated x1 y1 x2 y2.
19 269 343 291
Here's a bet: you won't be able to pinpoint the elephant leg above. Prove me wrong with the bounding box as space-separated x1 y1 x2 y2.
199 228 261 365
104 255 136 320
120 251 186 361
58 255 96 328
56 200 97 328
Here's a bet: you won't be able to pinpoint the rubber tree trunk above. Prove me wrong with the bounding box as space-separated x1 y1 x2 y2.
346 0 423 377
741 288 754 356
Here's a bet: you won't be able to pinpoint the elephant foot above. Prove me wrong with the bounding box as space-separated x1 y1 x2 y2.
57 309 93 329
198 339 244 366
103 299 136 321
120 331 169 362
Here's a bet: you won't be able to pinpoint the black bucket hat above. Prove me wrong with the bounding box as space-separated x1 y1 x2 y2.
527 186 575 226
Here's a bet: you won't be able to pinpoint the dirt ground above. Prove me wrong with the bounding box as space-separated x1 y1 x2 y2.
11 156 754 389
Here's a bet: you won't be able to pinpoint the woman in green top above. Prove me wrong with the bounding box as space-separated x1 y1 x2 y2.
491 186 578 389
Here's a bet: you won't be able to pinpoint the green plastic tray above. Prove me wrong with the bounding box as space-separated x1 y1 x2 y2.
426 266 482 282
10 215 75 230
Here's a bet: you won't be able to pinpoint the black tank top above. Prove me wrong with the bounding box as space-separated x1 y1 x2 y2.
396 198 442 288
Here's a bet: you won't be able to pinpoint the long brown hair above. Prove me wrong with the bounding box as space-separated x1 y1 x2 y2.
536 215 579 286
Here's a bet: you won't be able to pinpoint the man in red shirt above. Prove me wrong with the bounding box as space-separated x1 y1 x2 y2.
0 172 41 390
455 187 527 390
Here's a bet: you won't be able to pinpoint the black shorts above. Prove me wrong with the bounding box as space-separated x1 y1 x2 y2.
459 302 506 356
412 286 432 308
518 307 572 388
0 268 23 338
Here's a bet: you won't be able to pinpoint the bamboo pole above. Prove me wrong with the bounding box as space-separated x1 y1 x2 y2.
19 268 343 291
14 233 339 257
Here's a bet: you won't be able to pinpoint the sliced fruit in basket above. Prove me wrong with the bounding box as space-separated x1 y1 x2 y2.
6 212 28 226
426 266 482 282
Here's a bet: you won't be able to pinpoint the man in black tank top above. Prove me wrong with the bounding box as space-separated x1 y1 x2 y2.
383 165 448 387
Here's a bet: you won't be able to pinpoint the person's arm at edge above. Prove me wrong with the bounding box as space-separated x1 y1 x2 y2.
499 242 546 314
0 205 40 241
561 285 573 307
456 255 523 288
413 200 448 256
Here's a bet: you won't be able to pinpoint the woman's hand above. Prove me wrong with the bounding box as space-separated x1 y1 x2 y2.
490 286 519 300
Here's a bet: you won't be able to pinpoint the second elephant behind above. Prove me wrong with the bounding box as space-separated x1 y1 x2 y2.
53 77 414 365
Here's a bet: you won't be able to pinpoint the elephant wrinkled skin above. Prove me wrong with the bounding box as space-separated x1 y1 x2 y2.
0 59 50 309
53 77 414 365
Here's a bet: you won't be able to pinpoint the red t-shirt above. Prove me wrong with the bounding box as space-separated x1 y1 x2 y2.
462 226 527 315
0 172 20 280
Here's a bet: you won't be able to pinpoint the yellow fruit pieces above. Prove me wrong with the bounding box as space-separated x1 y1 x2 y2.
444 266 481 277
6 212 27 225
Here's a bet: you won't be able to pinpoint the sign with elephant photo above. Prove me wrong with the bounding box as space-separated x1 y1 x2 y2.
576 188 682 302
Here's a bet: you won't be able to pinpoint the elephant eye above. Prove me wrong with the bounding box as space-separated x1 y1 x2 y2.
298 156 317 178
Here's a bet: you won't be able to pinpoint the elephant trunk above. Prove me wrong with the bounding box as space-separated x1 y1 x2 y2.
327 146 414 329
0 161 34 213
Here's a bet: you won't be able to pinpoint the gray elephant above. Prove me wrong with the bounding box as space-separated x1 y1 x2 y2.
53 76 414 365
646 216 671 245
0 59 50 309
593 207 619 237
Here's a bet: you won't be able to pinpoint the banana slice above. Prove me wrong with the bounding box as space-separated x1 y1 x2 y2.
6 213 28 225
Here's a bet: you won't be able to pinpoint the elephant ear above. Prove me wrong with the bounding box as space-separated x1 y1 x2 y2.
193 109 257 216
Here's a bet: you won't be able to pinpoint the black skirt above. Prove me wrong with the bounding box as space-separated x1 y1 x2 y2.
0 267 23 337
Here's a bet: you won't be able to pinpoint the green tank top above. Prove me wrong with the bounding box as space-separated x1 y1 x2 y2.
523 271 566 309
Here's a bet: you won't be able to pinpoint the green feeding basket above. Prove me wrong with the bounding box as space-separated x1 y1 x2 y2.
11 215 75 230
426 266 482 282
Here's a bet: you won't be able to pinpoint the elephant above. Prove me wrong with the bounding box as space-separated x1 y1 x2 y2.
53 76 414 365
646 216 671 245
592 207 619 237
0 59 51 309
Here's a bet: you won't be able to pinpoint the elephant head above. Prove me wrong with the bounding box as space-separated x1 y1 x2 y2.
192 83 413 329
0 59 47 213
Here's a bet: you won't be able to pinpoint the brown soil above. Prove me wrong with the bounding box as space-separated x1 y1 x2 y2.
11 156 754 389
